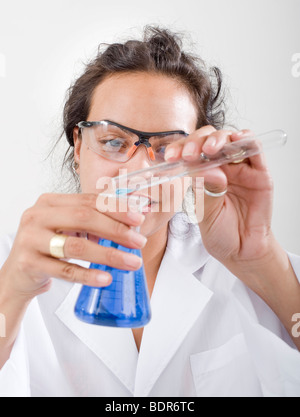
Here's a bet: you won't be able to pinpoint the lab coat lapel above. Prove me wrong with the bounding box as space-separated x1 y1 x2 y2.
134 228 213 397
55 215 213 397
55 260 138 395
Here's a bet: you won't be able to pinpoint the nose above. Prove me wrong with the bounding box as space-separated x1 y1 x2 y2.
126 144 153 173
123 146 155 196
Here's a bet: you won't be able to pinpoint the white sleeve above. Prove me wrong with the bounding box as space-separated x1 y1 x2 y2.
0 326 30 397
0 233 31 397
234 298 300 397
233 251 300 397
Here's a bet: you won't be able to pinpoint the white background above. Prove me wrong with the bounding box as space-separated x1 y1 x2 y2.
0 0 299 254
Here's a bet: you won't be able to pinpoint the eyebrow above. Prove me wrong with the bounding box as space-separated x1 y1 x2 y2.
107 123 137 138
104 119 188 137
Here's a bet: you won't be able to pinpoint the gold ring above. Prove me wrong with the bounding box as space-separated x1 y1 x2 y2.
49 234 68 259
230 158 246 164
227 148 247 164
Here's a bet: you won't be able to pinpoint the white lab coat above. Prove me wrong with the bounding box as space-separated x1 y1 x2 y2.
0 213 300 397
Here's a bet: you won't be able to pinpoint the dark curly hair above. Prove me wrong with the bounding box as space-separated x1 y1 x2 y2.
55 25 226 192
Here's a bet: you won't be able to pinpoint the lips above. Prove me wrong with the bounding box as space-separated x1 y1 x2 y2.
130 193 158 214
141 201 157 212
131 193 157 204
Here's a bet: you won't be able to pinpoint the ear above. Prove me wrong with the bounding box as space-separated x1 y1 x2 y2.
73 127 81 174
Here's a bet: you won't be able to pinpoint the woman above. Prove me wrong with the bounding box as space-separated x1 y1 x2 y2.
0 26 299 397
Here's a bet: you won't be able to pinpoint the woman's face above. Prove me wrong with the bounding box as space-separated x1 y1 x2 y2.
73 72 198 237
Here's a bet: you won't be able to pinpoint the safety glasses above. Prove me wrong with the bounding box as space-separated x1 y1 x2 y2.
76 120 189 163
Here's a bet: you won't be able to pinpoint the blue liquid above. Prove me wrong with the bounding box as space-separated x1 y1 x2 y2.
74 239 151 328
116 188 133 196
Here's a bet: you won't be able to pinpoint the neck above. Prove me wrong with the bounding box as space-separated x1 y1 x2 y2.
142 223 168 298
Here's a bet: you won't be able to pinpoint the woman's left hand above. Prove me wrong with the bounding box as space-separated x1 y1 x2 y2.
164 125 276 274
165 125 300 350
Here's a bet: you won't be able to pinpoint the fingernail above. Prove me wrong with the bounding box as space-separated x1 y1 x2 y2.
205 137 217 147
96 273 111 285
127 211 145 225
164 148 177 161
123 253 143 268
128 230 148 248
182 142 196 157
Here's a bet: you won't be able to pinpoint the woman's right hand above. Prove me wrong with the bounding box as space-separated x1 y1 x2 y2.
0 193 147 301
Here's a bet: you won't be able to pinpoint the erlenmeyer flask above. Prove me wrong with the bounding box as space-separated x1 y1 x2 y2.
74 196 151 328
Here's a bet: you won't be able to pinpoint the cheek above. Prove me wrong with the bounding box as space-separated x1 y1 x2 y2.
141 211 171 237
78 150 119 193
158 178 188 212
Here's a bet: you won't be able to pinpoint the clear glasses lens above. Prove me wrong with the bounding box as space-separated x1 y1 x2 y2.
82 122 186 162
148 133 185 162
83 123 136 162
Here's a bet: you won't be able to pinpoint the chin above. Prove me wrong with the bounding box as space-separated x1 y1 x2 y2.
140 212 172 238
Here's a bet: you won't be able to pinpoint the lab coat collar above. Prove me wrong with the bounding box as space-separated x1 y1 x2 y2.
134 238 213 396
55 215 213 396
55 269 139 394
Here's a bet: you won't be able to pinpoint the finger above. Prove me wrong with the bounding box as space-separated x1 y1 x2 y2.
35 193 145 228
231 130 267 170
36 207 148 250
96 193 147 226
34 255 113 287
230 129 254 142
54 235 143 271
35 193 98 208
41 231 143 271
167 129 232 163
248 151 268 171
164 125 217 162
201 130 233 156
202 178 228 217
202 168 228 195
191 166 228 214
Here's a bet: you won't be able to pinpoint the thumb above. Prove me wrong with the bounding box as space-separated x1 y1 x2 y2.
191 168 227 224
